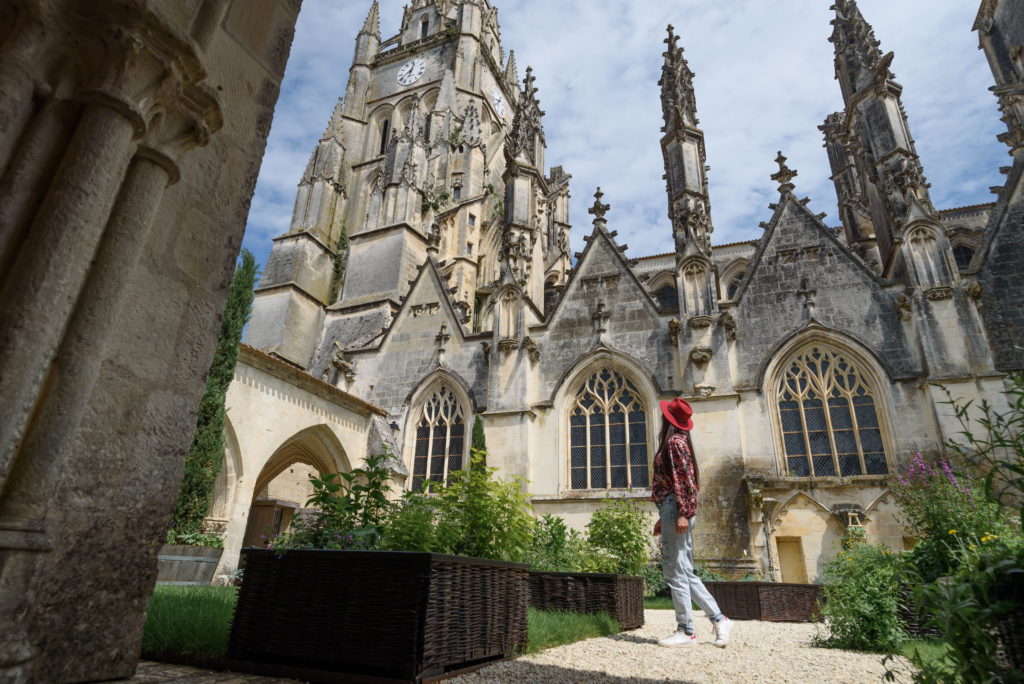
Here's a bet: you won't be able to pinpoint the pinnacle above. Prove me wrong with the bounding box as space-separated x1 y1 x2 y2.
323 97 345 140
360 0 380 37
505 50 519 84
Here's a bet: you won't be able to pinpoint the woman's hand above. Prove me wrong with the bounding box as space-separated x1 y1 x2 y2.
676 515 689 533
653 519 662 536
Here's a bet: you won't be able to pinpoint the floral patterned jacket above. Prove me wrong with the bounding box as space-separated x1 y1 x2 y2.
651 432 699 518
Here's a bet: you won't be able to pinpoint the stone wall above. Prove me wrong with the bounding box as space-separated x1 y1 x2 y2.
0 2 300 681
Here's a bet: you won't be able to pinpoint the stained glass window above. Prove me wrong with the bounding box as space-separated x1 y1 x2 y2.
569 368 649 489
776 346 888 477
411 386 465 491
657 284 678 311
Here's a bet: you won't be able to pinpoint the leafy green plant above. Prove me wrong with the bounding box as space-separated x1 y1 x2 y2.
432 448 535 561
382 490 440 552
165 530 224 548
421 189 451 213
905 541 1024 682
586 496 649 576
271 451 394 551
170 250 258 537
814 531 906 653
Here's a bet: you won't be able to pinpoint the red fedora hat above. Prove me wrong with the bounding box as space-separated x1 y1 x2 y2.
660 397 694 431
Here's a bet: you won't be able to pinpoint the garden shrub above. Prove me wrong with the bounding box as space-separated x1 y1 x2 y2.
907 540 1024 683
382 489 440 552
814 530 905 653
432 448 535 561
586 496 649 576
895 451 1010 582
525 514 577 572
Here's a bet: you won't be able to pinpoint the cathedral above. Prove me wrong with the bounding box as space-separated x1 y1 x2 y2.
211 0 1024 582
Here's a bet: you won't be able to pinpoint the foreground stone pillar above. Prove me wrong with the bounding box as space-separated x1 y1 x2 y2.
0 1 301 681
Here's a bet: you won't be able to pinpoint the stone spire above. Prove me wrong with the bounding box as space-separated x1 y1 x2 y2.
829 0 892 101
658 24 697 133
507 66 545 166
770 151 797 196
360 0 380 37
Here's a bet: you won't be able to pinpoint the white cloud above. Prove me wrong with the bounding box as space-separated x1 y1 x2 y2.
242 0 1005 271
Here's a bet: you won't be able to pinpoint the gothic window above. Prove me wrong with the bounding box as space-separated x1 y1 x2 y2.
776 346 888 478
953 244 975 271
569 368 649 490
411 386 466 491
378 120 389 156
656 284 678 311
727 271 746 299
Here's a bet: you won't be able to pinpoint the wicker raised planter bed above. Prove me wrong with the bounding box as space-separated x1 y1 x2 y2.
228 549 529 682
997 570 1024 671
704 581 822 622
528 571 644 630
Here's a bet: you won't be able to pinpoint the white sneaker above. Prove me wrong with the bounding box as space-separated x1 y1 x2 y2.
658 630 697 647
713 617 732 648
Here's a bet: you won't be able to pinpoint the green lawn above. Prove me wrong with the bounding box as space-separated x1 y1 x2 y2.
142 585 623 662
644 596 674 610
141 585 238 663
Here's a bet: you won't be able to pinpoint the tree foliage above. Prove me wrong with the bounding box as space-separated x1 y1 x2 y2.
169 250 257 538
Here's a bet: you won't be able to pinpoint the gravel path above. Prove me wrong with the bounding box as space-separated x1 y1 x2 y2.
449 610 916 684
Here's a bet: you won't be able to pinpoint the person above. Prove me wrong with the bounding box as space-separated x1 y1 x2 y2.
652 397 732 648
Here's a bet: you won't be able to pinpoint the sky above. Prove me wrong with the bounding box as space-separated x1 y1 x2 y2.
241 0 1008 272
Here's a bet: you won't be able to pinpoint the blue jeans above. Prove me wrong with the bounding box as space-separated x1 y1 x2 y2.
659 498 723 633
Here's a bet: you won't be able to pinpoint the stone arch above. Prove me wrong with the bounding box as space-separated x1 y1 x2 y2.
553 349 661 492
646 270 678 312
949 233 981 272
207 413 243 523
401 370 475 490
762 326 897 478
862 489 907 550
253 424 351 496
366 103 394 158
769 491 844 582
719 258 749 300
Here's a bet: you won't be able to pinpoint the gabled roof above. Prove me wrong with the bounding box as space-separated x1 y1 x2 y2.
734 189 890 303
543 220 663 327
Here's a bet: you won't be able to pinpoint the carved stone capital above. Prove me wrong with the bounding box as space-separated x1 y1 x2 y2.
689 346 712 366
924 285 954 301
498 337 519 353
688 315 712 329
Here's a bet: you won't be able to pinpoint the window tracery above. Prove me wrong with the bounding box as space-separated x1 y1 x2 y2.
776 345 888 477
411 385 466 491
569 368 649 489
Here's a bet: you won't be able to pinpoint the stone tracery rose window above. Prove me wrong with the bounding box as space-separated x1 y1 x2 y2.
411 386 465 491
569 368 649 489
777 345 888 477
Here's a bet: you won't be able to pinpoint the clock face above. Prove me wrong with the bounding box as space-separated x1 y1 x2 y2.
491 85 505 117
397 58 426 86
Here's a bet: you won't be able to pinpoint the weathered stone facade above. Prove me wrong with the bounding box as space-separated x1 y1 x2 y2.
228 0 1022 582
0 1 299 681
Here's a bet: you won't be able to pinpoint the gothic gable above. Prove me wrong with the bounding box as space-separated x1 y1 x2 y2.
732 195 919 387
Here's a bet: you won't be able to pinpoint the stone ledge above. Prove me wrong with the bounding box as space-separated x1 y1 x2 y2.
533 488 654 503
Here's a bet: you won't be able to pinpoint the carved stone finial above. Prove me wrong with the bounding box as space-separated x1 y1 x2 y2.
588 187 610 228
426 221 442 254
771 151 797 194
592 301 611 334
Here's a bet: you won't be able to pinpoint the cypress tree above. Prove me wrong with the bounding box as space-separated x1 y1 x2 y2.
471 414 486 465
170 249 258 536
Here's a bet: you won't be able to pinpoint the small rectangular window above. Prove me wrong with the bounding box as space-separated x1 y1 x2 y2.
468 214 476 226
420 18 429 39
453 187 461 200
466 242 473 254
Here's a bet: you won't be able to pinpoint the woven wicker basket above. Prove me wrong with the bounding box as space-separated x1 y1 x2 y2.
528 571 645 630
228 549 529 682
705 581 822 622
997 570 1024 671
